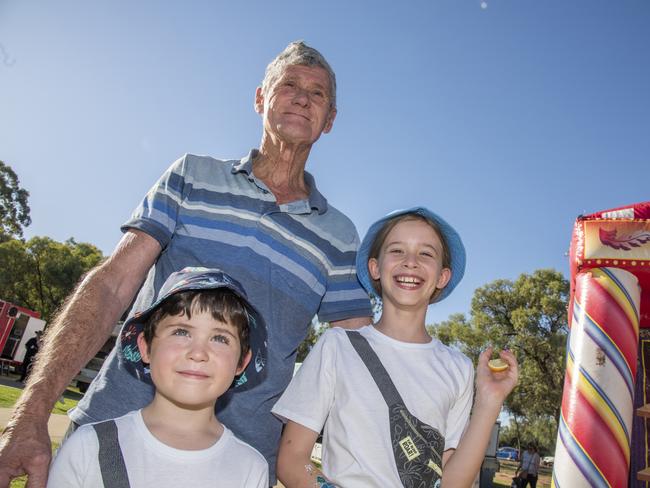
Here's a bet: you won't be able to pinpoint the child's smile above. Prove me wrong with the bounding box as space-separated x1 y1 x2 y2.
369 219 451 310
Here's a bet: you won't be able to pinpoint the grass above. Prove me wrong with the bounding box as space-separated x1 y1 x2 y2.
2 384 557 488
0 383 76 487
494 460 552 488
0 384 80 415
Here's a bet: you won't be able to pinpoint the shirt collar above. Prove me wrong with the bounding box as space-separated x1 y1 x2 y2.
232 149 328 214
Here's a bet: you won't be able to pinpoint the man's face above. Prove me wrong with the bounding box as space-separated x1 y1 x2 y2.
137 310 251 410
255 65 337 146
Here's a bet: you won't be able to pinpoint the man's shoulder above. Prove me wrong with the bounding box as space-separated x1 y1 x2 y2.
175 153 238 175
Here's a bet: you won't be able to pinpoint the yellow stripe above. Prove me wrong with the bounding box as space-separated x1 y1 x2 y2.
567 355 630 464
591 268 640 334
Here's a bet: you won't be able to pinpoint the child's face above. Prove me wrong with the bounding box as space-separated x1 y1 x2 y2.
137 310 251 409
368 219 451 310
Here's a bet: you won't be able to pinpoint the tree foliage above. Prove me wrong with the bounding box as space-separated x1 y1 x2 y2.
429 269 569 447
296 319 328 363
499 415 558 456
0 161 31 242
0 236 103 321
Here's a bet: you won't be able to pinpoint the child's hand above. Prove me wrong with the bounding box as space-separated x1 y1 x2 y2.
475 347 518 407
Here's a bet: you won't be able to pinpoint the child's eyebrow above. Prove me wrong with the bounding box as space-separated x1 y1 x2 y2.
210 326 237 338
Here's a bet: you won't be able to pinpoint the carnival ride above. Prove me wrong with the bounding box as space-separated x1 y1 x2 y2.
553 201 650 487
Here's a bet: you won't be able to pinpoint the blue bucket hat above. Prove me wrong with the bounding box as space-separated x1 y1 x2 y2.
119 267 267 391
356 207 466 304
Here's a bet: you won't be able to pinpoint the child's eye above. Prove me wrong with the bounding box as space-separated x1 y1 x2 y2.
212 334 231 345
389 248 403 254
172 328 189 337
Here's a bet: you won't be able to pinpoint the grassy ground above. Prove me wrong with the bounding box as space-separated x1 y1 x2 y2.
0 383 77 488
0 384 81 415
495 460 552 488
2 384 556 488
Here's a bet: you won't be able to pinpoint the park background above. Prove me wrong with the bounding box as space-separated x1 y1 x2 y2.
0 1 649 485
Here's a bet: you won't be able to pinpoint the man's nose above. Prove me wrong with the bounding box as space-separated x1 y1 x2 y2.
292 87 310 107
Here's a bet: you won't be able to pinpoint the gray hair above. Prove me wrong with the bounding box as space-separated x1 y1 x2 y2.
262 41 337 108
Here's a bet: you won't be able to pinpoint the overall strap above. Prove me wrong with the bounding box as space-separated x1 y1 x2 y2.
92 420 131 488
345 330 404 406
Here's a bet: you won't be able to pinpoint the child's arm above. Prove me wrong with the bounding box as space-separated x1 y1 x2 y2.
277 421 339 488
441 348 518 488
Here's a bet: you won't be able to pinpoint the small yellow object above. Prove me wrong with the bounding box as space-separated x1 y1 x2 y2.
488 358 509 372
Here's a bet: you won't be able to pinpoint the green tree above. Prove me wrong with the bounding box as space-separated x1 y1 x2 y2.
0 161 31 242
499 415 558 456
0 236 103 321
429 269 569 449
296 319 328 362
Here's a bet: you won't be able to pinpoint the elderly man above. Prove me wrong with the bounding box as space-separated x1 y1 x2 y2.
0 41 371 487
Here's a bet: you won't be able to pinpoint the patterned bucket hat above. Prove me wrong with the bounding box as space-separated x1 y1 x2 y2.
120 267 267 391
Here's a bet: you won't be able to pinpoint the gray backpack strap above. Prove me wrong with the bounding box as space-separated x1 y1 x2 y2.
345 330 404 406
92 420 131 488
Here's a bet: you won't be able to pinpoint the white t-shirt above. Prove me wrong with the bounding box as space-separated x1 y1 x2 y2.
47 409 268 488
272 325 474 487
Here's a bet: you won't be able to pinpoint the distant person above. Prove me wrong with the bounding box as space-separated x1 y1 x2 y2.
0 40 371 488
18 331 42 383
518 444 541 488
47 268 269 487
273 207 519 487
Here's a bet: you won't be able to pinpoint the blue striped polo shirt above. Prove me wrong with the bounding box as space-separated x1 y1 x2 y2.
71 150 372 479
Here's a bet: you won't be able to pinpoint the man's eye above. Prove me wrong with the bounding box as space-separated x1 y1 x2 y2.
172 328 189 337
283 81 296 88
212 334 230 345
389 248 403 254
312 90 324 98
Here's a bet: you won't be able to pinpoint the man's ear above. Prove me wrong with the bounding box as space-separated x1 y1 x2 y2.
236 349 252 375
322 107 337 134
254 86 265 115
368 258 380 281
136 332 151 364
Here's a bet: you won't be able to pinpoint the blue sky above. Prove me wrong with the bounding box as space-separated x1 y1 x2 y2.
1 0 648 323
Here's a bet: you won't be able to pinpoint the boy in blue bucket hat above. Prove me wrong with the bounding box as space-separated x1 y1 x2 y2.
273 207 519 488
48 268 269 487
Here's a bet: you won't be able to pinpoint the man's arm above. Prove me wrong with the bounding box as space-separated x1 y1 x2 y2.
330 316 371 330
0 230 161 488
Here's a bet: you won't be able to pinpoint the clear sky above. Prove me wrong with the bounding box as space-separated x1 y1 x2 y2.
1 0 648 323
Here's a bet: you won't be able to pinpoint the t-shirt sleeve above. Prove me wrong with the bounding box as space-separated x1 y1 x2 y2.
248 456 269 488
47 425 99 488
120 155 189 250
444 356 475 450
317 232 372 323
271 330 338 434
